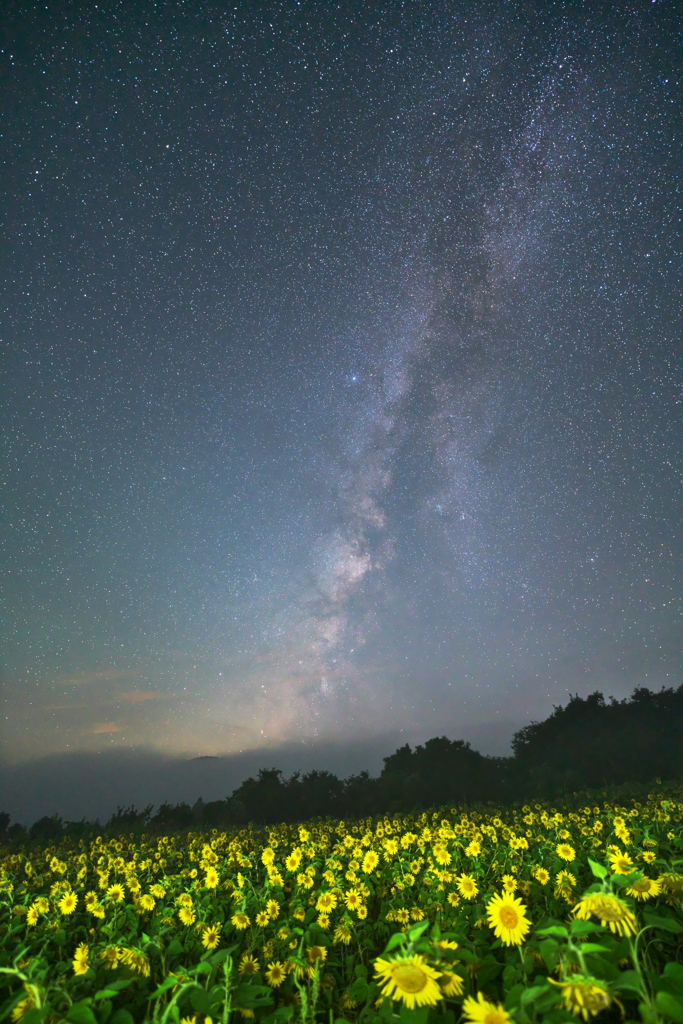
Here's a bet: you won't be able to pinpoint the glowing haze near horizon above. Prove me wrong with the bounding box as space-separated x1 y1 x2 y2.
2 1 682 766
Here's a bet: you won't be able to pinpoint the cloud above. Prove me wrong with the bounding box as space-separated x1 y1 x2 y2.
91 722 122 734
119 691 164 703
0 722 519 825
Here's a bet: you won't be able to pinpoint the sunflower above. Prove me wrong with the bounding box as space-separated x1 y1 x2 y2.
374 954 443 1009
178 907 196 926
204 867 219 888
556 844 576 862
265 961 286 988
609 851 634 875
362 850 380 873
99 946 120 970
239 954 259 976
26 906 39 927
573 894 637 937
231 912 250 930
626 875 661 901
462 991 512 1024
316 891 337 912
344 888 363 910
333 924 352 944
72 944 89 976
549 975 611 1021
439 969 464 997
58 892 78 915
84 891 99 910
255 911 270 927
486 892 531 946
201 923 222 950
267 899 280 919
533 867 550 885
456 875 479 899
107 884 125 903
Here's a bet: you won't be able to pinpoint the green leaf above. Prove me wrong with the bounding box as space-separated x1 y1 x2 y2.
98 999 113 1024
536 926 569 938
232 984 274 1009
191 987 211 1015
643 912 683 934
587 858 608 880
661 963 683 997
569 920 603 938
166 939 184 956
149 976 178 999
399 1002 430 1024
406 921 430 943
504 983 525 1010
384 933 408 953
65 1000 99 1024
613 971 643 996
109 1011 135 1024
454 949 478 963
539 938 560 972
94 979 133 1000
18 1011 49 1024
656 991 683 1024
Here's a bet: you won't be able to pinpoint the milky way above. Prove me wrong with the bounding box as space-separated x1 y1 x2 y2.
2 2 681 763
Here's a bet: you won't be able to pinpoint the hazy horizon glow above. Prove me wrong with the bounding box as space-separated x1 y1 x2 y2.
2 3 681 764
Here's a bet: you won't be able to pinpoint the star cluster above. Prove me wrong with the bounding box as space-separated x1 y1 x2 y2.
1 1 681 763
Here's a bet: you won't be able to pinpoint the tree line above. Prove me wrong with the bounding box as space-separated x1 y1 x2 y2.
2 684 681 843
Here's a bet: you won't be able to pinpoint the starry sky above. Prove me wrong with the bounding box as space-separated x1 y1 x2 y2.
2 0 682 768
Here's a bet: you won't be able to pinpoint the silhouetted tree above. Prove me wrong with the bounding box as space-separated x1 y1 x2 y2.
150 802 194 831
512 685 683 796
106 805 153 834
28 815 64 842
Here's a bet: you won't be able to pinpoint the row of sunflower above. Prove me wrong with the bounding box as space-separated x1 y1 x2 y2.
0 788 682 1024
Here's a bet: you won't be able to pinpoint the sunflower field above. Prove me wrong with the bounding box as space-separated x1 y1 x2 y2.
1 790 683 1024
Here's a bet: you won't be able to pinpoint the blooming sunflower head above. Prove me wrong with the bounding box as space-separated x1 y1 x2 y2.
72 944 89 976
462 991 512 1024
486 892 531 946
374 954 443 1009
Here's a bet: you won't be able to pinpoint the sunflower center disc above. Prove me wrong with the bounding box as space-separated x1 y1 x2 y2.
393 965 428 993
499 906 519 928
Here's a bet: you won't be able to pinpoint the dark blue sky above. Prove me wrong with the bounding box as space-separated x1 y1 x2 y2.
2 0 681 765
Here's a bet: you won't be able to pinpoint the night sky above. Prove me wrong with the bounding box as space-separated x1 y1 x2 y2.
2 1 682 768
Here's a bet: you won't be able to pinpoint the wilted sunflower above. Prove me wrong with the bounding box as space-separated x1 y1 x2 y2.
439 969 464 997
573 894 637 937
549 975 612 1021
374 954 443 1009
626 875 661 901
